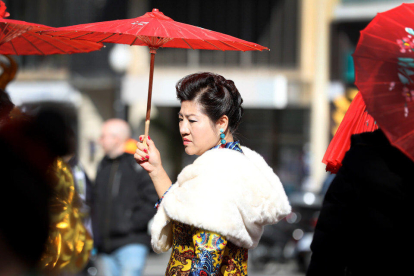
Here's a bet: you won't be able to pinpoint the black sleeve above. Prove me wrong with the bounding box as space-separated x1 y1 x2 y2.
85 171 94 209
131 164 159 232
307 150 359 276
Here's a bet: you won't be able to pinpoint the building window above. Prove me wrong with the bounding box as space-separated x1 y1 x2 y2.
151 0 300 68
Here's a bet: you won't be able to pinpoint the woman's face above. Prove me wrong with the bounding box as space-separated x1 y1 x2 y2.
179 100 220 156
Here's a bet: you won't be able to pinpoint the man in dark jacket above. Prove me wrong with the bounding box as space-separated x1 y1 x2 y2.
94 119 158 276
307 129 413 276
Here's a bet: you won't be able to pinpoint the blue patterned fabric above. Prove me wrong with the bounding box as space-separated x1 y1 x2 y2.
154 185 172 209
154 141 243 209
210 141 243 154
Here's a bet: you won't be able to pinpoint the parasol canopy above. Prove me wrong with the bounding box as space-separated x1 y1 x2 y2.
353 3 414 162
322 92 378 173
41 8 268 51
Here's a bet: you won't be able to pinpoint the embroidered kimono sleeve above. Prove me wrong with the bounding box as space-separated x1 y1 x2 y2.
189 229 227 276
154 184 173 209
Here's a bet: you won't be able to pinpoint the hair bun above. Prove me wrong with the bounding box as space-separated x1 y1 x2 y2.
213 76 242 106
223 79 243 110
220 77 244 130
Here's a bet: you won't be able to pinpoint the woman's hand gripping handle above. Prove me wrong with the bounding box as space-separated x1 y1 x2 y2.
135 135 172 198
135 135 160 174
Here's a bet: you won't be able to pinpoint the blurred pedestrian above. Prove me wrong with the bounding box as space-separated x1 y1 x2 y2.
0 111 92 275
62 115 94 276
32 108 93 275
307 129 413 276
1 56 93 275
0 120 53 276
93 119 157 276
134 72 291 276
59 115 93 238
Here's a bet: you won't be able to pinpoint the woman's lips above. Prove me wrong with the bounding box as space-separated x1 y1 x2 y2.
183 139 191 145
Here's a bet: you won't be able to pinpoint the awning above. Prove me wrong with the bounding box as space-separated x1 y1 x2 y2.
6 81 82 106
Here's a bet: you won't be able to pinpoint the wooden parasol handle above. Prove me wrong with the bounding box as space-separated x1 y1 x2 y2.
143 48 157 148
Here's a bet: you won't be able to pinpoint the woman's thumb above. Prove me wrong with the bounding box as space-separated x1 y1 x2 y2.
146 135 155 149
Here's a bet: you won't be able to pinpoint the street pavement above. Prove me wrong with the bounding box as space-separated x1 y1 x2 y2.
143 251 305 276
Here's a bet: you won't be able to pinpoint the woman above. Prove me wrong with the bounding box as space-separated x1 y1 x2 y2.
135 72 291 276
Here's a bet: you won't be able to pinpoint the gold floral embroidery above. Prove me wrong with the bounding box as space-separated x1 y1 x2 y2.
166 221 248 276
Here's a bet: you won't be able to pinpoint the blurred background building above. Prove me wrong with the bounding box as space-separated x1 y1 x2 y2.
3 0 413 194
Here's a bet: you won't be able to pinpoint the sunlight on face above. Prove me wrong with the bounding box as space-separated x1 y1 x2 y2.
179 101 220 156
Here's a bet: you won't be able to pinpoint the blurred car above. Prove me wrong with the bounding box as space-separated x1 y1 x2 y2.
287 191 322 271
250 174 335 272
293 174 335 272
249 218 293 269
249 190 323 271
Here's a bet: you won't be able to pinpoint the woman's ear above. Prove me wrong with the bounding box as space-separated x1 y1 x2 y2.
217 115 229 132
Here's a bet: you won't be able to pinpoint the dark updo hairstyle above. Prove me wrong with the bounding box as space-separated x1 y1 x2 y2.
176 72 244 134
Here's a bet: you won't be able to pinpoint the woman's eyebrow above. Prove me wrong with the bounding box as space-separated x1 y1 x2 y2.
178 112 198 117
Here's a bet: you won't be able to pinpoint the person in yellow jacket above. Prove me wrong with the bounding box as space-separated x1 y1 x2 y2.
0 117 93 276
1 59 93 274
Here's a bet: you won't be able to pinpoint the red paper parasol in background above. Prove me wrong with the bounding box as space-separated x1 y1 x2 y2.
0 1 9 19
0 1 102 55
323 92 378 173
42 8 268 145
353 3 414 162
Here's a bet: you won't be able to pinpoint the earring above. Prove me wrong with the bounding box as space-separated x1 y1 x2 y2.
220 128 226 145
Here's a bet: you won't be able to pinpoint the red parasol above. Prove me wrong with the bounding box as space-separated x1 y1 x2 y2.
0 1 102 55
323 92 378 173
0 1 9 19
353 3 414 162
42 8 268 145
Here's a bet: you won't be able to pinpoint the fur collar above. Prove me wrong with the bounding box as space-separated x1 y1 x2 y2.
151 146 291 253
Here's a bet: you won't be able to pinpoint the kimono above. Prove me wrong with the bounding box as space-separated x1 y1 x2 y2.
166 221 248 276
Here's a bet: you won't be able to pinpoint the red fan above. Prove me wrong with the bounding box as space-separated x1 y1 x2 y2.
323 93 378 173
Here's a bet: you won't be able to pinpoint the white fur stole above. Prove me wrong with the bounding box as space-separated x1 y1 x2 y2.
151 146 291 253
